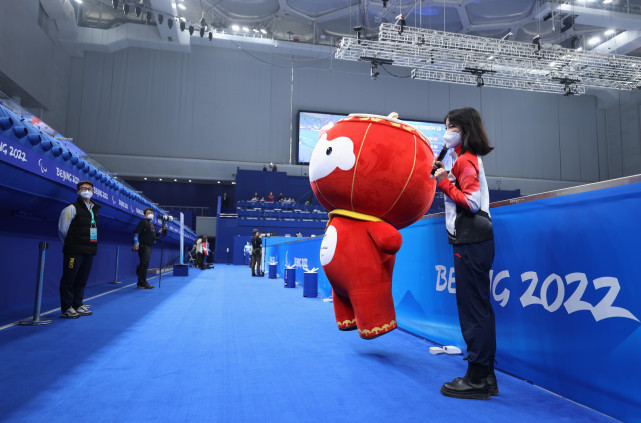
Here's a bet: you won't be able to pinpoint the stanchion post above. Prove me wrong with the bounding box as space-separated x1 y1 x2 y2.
158 228 165 288
19 241 52 326
109 245 122 284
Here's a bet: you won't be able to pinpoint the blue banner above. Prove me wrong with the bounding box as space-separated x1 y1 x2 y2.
0 133 194 241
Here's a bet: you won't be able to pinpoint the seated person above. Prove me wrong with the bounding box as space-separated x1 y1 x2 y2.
251 192 259 202
268 192 274 202
278 193 285 202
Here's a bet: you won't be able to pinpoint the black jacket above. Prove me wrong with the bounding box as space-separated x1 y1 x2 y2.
134 218 159 247
251 235 262 251
64 197 100 255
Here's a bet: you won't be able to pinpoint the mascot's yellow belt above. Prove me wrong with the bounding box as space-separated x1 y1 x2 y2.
327 209 383 226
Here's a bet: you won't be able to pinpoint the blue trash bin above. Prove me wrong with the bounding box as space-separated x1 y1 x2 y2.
269 263 277 279
303 272 318 298
284 268 296 288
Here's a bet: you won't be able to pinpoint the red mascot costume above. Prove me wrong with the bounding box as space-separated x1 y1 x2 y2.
309 113 436 339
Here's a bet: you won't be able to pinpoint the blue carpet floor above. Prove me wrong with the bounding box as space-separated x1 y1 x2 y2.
0 265 617 423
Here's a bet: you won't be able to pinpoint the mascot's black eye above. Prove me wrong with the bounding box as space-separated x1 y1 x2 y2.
326 147 332 155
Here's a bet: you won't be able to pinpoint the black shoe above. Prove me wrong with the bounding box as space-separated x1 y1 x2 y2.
441 363 490 400
252 273 256 277
486 372 499 396
137 282 155 289
441 375 490 400
451 372 498 396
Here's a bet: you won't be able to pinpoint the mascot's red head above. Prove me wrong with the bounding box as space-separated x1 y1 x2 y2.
309 114 437 229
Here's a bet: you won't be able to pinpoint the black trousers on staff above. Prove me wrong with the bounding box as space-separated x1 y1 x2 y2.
250 249 262 275
60 254 94 311
137 244 153 283
453 238 496 367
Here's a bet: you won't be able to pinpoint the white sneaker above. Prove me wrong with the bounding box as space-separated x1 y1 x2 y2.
60 307 79 319
76 305 93 316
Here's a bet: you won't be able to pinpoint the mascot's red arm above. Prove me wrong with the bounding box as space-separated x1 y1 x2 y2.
366 221 403 256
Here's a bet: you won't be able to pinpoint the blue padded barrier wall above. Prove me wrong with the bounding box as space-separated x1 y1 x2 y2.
0 104 196 315
263 177 641 422
392 178 641 422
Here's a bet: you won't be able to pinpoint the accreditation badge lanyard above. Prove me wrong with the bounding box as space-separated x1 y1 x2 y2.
89 207 98 242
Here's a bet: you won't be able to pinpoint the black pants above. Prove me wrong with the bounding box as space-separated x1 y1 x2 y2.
60 254 94 311
250 249 262 275
453 238 496 367
137 244 153 283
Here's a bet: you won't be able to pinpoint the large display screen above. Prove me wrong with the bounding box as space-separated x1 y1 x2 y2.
297 111 452 170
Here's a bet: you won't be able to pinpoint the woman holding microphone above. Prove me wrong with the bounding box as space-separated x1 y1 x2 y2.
432 107 497 400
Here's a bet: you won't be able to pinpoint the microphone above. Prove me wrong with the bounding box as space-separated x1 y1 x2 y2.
430 145 449 179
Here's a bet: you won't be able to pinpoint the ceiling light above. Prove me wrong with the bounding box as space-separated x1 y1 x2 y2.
588 36 601 45
144 177 147 180
603 0 612 3
242 26 250 32
188 180 192 182
74 0 83 4
605 29 615 36
217 181 220 184
177 3 185 10
171 2 176 9
487 55 494 60
159 178 163 181
174 179 177 182
232 24 240 31
260 29 267 34
252 28 259 33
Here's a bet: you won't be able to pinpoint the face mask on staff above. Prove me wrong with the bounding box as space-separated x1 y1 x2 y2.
443 130 462 149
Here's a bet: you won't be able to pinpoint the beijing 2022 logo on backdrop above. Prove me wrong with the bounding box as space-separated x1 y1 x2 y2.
435 265 638 323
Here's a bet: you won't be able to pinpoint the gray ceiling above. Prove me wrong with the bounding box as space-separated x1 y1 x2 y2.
74 0 641 56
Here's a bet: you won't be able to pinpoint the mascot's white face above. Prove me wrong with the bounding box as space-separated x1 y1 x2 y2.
308 133 356 183
319 225 338 266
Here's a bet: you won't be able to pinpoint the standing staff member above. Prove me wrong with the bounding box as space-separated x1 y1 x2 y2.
432 107 497 401
132 207 165 289
58 180 100 319
250 229 263 277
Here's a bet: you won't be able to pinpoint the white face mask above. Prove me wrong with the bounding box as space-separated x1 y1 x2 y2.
80 191 93 200
443 130 462 149
146 213 154 220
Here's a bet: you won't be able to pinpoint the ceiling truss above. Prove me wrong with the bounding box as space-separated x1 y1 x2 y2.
335 22 641 95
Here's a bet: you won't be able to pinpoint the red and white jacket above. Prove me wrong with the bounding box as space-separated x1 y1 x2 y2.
437 147 493 245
